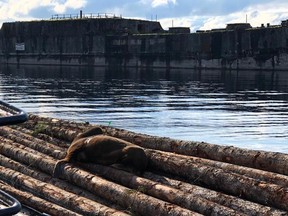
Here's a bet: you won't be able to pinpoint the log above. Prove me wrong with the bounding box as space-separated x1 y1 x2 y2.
18 119 77 142
0 181 81 216
0 135 286 214
100 125 288 175
0 139 63 174
0 141 201 216
0 166 129 216
11 120 288 189
146 149 288 188
146 149 288 211
15 117 288 187
2 130 288 214
0 154 126 211
0 137 57 164
60 164 202 216
11 125 69 147
20 116 288 176
82 164 244 216
22 114 82 142
0 126 65 159
28 113 88 130
5 114 288 214
143 172 287 216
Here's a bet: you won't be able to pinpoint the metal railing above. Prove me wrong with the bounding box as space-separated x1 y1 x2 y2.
51 13 122 20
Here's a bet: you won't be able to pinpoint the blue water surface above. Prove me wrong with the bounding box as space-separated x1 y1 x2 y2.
1 65 287 153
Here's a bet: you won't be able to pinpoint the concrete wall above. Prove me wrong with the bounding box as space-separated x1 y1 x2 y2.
1 18 288 70
0 18 163 54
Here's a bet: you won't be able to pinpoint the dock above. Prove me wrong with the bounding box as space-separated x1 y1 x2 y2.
0 114 287 215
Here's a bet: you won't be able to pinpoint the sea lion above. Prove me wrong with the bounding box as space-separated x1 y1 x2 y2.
53 127 148 178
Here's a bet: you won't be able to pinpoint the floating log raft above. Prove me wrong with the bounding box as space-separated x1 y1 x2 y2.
0 113 288 215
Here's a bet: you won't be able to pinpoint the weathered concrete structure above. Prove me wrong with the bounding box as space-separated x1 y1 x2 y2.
1 14 288 70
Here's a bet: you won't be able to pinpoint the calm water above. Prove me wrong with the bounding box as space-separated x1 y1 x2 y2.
0 65 288 153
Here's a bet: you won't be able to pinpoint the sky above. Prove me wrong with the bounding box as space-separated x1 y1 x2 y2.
1 0 288 32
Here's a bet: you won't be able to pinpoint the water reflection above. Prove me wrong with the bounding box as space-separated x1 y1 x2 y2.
0 65 288 153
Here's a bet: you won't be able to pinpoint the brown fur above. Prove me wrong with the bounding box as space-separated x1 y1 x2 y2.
53 127 148 178
73 126 104 142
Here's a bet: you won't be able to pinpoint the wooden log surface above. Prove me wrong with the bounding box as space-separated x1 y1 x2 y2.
0 137 200 216
146 149 288 211
98 124 288 176
24 114 288 175
0 113 287 215
0 166 129 216
0 181 81 216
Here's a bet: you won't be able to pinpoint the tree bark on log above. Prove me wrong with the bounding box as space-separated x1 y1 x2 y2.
0 181 81 216
0 139 62 174
2 131 287 214
0 166 129 216
0 154 126 211
21 114 82 142
0 136 60 163
82 164 245 216
0 141 201 216
11 125 69 147
28 113 88 130
60 164 202 216
146 149 288 211
0 126 65 159
143 172 287 216
20 115 288 176
2 124 287 212
3 137 286 215
16 119 288 187
4 114 288 214
11 119 288 188
100 125 288 176
146 149 288 188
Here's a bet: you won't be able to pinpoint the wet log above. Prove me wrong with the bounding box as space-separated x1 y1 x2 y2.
0 166 129 216
146 148 288 188
0 141 201 216
0 126 64 159
0 181 81 216
59 164 202 216
82 164 244 216
22 114 82 142
20 115 288 176
3 137 284 215
11 120 288 189
143 172 287 216
100 125 288 176
28 114 88 130
0 154 94 198
5 114 288 214
15 118 288 186
0 139 63 174
3 125 286 211
146 149 288 211
2 130 288 214
11 125 69 147
0 137 57 164
0 154 126 211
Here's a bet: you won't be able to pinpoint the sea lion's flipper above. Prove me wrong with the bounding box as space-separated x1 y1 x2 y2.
53 159 68 178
